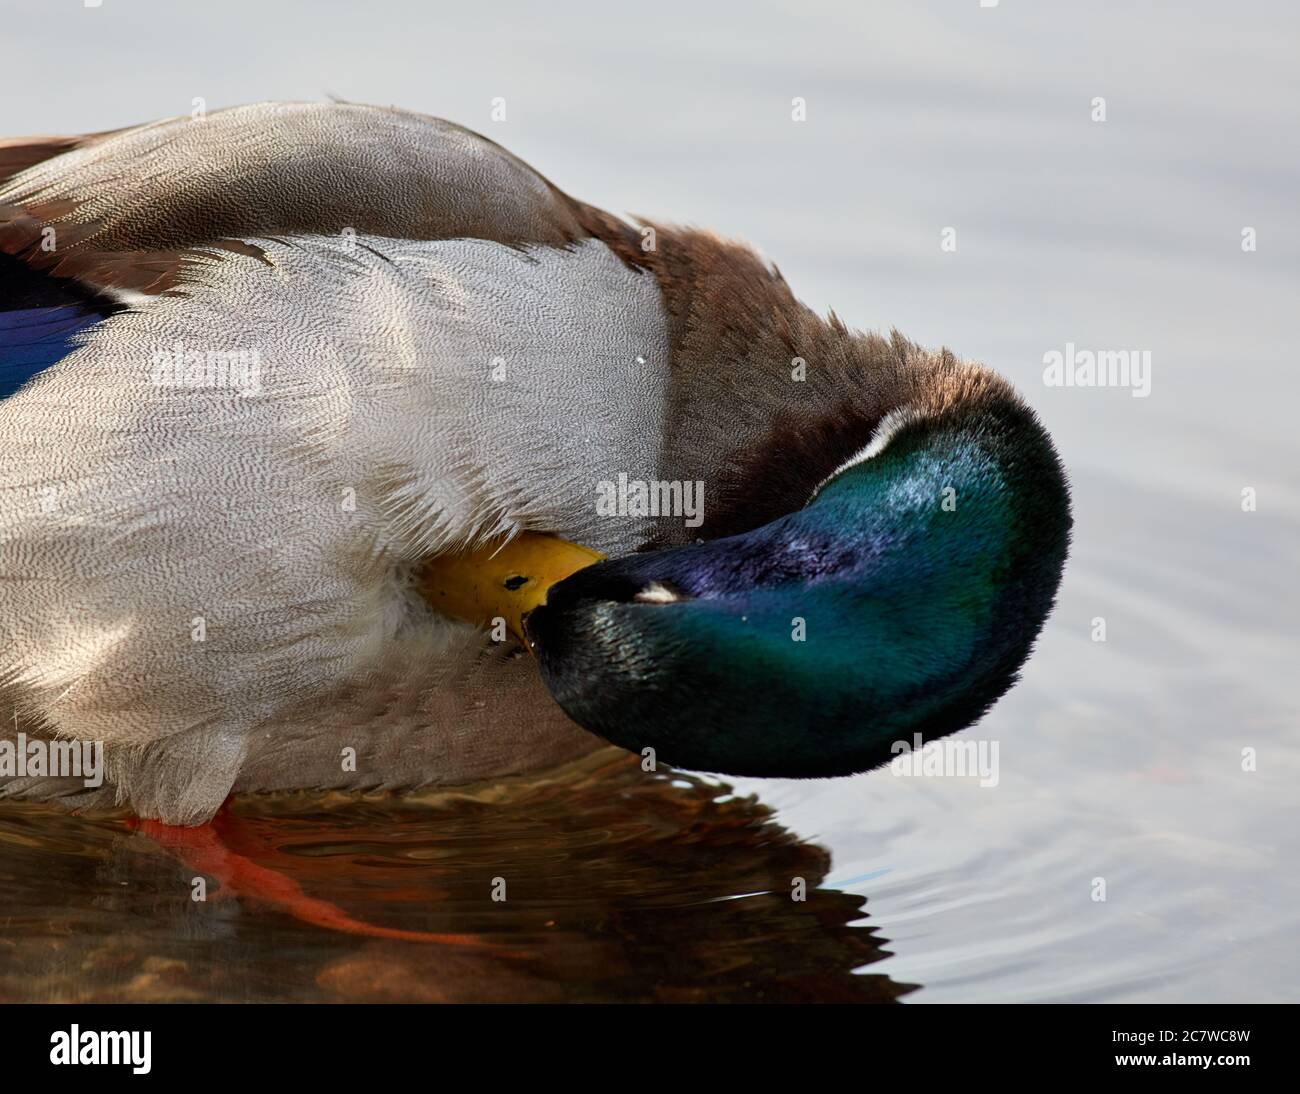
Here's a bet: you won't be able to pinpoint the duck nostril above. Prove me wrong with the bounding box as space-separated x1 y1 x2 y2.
503 575 529 591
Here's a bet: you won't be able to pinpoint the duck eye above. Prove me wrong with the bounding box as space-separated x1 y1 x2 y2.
503 575 529 591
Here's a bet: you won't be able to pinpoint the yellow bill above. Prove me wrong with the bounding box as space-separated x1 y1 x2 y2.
415 533 604 645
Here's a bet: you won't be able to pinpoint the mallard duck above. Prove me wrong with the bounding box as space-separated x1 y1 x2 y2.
0 102 1070 826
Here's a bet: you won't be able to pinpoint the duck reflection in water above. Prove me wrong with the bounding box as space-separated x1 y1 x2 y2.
0 751 911 1003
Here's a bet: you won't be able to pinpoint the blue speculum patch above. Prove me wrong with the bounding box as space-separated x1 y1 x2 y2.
0 304 103 401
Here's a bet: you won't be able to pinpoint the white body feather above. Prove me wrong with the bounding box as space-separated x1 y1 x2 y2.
0 234 670 821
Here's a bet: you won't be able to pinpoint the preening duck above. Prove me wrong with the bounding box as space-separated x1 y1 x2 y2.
0 102 1070 825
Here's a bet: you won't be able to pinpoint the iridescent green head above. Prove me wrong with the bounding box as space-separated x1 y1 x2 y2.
526 392 1071 778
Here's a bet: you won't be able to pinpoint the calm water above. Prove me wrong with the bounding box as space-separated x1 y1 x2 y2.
1 1 1297 1002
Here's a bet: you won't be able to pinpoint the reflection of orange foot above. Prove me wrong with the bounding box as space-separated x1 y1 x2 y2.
129 805 488 947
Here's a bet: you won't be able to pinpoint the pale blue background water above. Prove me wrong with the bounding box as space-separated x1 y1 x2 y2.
2 0 1296 1001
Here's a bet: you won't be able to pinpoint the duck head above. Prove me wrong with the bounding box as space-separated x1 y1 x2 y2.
524 390 1070 778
